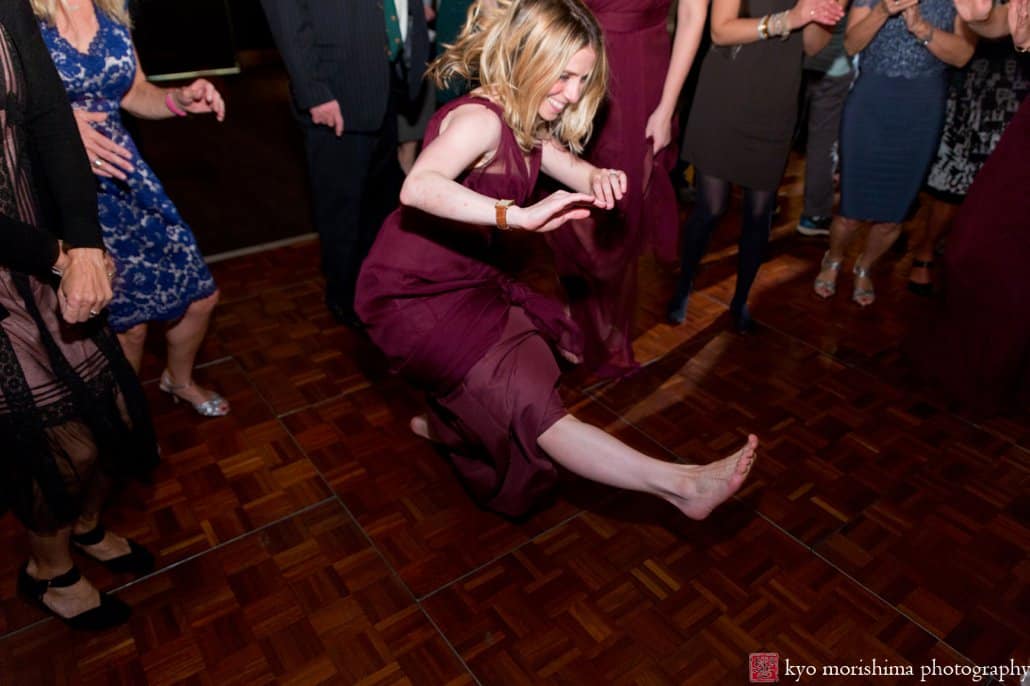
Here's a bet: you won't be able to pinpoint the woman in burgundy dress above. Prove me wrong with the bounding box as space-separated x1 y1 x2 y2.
547 0 707 377
356 0 758 518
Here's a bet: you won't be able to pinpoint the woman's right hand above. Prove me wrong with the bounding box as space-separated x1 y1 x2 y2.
57 247 113 324
953 0 993 22
72 109 134 181
879 0 921 16
792 0 846 26
508 190 597 233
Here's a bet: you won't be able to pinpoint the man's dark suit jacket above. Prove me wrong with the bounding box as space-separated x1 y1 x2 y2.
260 0 430 133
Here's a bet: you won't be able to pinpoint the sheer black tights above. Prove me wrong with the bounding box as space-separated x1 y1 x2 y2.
670 172 776 316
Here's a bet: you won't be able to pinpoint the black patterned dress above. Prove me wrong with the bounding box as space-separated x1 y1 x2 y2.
0 1 157 533
925 41 1029 201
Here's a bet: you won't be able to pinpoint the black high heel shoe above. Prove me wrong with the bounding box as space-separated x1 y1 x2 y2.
907 258 934 297
17 564 131 631
71 525 155 576
667 291 689 325
730 304 755 334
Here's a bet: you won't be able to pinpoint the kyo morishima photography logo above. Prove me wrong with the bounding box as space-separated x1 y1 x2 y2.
747 653 1030 683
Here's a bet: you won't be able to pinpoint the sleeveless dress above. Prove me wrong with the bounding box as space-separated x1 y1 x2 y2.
682 0 804 190
924 41 1028 202
355 96 582 517
547 0 679 378
40 10 217 332
839 0 956 222
0 2 157 533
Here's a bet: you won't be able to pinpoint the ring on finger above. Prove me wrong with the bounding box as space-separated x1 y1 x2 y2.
88 309 99 317
93 158 104 168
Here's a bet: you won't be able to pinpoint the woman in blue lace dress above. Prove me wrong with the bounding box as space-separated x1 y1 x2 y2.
812 0 975 306
34 0 229 416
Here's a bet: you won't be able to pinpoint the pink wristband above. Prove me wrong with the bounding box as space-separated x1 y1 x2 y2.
165 92 188 117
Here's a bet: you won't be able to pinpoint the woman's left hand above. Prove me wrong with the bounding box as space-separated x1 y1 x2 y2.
644 109 673 155
589 168 628 209
902 5 926 32
1011 0 1030 50
171 79 226 121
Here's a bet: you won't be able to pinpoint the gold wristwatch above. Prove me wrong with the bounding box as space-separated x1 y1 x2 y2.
495 199 514 231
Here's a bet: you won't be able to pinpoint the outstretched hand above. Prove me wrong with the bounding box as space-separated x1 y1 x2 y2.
72 109 134 180
171 79 226 121
511 190 597 232
953 0 992 22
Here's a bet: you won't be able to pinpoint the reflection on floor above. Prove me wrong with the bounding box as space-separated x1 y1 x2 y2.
1 171 1026 685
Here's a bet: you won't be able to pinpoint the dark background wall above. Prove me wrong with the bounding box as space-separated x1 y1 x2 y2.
127 1 312 256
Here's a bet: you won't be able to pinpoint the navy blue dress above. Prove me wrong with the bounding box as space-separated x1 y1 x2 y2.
40 10 216 332
839 0 957 222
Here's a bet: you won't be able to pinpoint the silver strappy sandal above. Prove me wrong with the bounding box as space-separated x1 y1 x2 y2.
852 258 875 307
814 251 843 298
159 371 231 417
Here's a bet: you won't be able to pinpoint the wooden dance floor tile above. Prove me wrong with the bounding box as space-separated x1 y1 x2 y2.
0 361 331 636
282 381 635 598
0 501 473 685
211 280 388 415
207 241 324 306
422 501 975 684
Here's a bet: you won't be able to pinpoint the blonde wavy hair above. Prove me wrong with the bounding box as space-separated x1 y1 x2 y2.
31 0 131 27
430 0 608 154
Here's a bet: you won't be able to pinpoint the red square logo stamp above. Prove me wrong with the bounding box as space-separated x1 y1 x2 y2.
749 653 780 683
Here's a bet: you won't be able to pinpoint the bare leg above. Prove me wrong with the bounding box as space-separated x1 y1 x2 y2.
72 473 130 561
163 291 225 408
538 415 757 520
116 323 148 373
853 222 901 306
25 528 101 617
815 215 862 297
910 199 957 286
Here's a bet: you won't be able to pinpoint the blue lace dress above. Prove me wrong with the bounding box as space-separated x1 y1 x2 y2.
39 10 217 332
838 0 958 222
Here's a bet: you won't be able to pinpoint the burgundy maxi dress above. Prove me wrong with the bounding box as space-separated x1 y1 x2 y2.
915 94 1030 415
356 96 583 517
547 0 679 378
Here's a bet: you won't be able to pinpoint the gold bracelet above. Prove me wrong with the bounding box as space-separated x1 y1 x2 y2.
495 199 514 230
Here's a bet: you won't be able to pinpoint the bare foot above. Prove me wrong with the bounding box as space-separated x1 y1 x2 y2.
668 434 758 520
409 414 439 442
24 563 101 619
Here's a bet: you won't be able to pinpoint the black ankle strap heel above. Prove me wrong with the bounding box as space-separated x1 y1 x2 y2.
17 563 131 631
71 525 155 576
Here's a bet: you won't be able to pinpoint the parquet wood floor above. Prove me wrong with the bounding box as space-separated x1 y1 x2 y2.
1 175 1026 684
